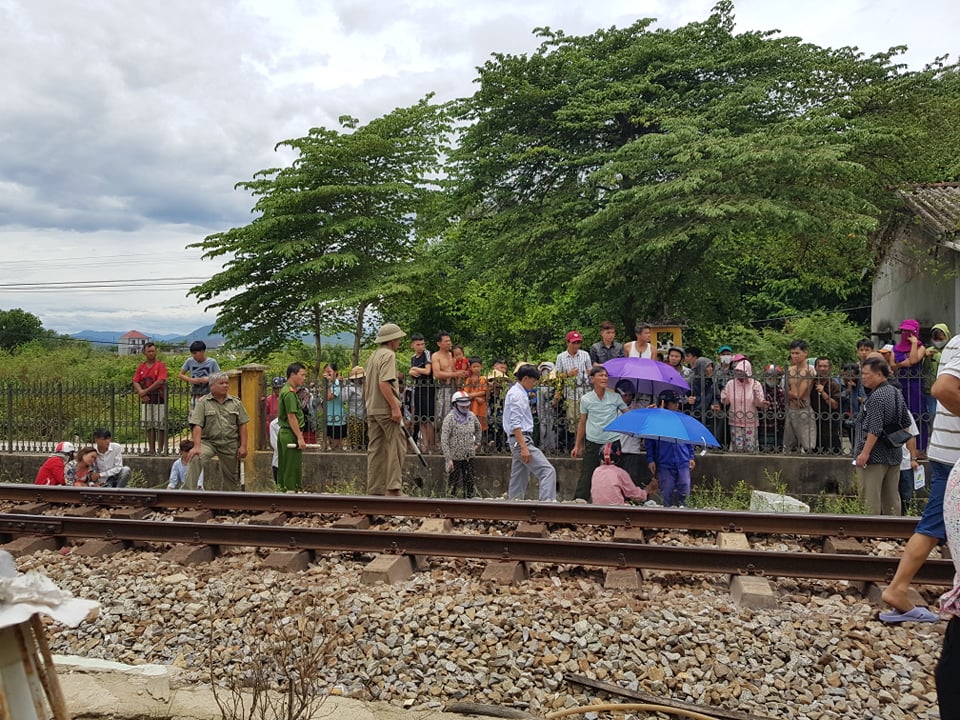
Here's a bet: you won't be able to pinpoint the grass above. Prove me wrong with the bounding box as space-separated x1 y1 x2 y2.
690 475 879 516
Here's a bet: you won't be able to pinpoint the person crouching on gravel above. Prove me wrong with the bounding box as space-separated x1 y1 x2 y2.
646 391 697 507
441 391 482 498
591 442 646 506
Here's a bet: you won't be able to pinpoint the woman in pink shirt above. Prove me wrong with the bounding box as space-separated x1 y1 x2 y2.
719 358 767 453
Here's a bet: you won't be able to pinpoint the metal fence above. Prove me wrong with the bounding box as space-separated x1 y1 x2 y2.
2 373 931 459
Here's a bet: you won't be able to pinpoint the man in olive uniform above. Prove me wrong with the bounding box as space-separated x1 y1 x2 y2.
277 362 308 491
185 372 249 491
364 323 407 496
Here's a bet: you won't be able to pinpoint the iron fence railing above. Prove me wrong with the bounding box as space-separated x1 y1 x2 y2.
2 373 932 459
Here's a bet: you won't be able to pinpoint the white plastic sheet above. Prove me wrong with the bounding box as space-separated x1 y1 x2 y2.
0 550 99 630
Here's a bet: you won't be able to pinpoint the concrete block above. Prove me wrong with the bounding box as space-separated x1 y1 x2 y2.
64 506 99 518
864 582 924 608
2 536 59 556
110 507 150 520
419 518 453 533
718 532 751 551
162 544 217 565
481 561 529 585
730 575 778 610
250 512 287 526
10 502 50 515
604 568 641 591
514 522 547 538
174 509 213 523
613 527 646 544
332 515 371 529
76 539 126 557
262 550 313 572
750 490 809 513
823 536 866 554
361 554 413 585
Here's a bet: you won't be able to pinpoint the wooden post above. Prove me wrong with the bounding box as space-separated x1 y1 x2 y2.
239 364 268 491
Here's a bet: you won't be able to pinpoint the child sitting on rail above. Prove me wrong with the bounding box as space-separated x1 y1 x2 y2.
645 391 697 507
590 443 647 505
441 391 483 498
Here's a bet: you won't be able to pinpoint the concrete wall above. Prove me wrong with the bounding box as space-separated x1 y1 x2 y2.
872 222 959 338
1 450 861 502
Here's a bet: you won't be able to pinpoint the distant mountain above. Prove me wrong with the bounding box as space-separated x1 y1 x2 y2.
68 325 357 349
70 324 225 348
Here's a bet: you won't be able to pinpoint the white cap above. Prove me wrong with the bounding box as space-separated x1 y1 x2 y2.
452 391 471 404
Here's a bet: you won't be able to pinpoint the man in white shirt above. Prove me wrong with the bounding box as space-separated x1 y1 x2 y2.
503 364 557 501
555 330 592 450
91 428 131 487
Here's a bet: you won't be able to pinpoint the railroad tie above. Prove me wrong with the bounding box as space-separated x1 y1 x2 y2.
718 532 777 610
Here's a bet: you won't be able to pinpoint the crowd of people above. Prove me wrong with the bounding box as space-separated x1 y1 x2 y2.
28 318 960 717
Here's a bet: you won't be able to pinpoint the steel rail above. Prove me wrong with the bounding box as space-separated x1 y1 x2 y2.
0 484 922 539
0 513 952 585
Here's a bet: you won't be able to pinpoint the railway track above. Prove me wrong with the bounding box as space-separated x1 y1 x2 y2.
0 484 952 585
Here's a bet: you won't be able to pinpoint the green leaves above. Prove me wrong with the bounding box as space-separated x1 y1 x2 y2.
188 98 449 364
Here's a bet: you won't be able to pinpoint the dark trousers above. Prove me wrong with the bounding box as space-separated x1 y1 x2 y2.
621 453 649 489
448 459 476 498
576 440 603 502
937 616 960 719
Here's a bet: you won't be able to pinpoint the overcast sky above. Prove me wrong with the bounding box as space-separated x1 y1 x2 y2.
0 0 956 337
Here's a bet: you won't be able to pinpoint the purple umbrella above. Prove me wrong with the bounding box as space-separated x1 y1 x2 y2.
602 357 690 398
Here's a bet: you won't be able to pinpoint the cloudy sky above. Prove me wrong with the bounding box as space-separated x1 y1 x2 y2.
0 0 956 337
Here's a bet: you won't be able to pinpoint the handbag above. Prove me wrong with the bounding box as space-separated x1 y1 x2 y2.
880 388 912 448
881 424 912 448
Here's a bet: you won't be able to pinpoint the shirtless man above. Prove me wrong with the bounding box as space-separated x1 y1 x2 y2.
784 339 816 452
432 331 469 430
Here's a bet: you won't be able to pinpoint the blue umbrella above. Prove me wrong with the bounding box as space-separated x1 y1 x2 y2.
604 407 721 447
602 357 690 398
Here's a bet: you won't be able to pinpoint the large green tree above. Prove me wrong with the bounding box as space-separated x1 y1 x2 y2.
0 308 44 351
428 1 959 357
189 98 448 368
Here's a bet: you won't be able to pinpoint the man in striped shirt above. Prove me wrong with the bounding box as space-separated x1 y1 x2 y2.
880 332 960 623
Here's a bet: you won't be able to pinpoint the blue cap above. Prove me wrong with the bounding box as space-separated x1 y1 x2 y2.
717 345 733 354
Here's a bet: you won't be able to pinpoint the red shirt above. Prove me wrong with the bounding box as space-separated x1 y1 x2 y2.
133 360 168 403
265 392 280 423
35 455 66 485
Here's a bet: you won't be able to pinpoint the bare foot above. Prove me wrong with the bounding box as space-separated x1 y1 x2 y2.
881 586 913 612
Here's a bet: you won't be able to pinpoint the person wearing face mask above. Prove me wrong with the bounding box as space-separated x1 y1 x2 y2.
719 358 767 452
892 319 927 454
441 391 482 497
925 324 951 427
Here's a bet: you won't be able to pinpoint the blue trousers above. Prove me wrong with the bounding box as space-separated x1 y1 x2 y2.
658 465 691 507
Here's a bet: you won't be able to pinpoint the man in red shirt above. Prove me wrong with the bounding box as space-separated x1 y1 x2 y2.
133 342 168 454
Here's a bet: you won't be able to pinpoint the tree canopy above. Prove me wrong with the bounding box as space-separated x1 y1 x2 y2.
191 2 960 362
0 308 44 351
188 97 448 368
420 1 960 358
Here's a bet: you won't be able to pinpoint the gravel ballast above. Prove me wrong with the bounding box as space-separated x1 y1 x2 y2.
17 547 947 719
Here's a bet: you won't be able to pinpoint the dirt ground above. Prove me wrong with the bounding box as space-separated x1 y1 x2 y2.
54 655 484 720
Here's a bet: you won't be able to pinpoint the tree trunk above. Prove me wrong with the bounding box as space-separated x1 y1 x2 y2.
311 305 322 379
352 302 368 366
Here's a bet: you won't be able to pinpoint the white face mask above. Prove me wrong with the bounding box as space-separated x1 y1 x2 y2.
720 355 732 365
934 340 947 349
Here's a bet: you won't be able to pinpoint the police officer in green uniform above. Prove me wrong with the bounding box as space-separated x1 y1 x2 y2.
185 372 249 491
